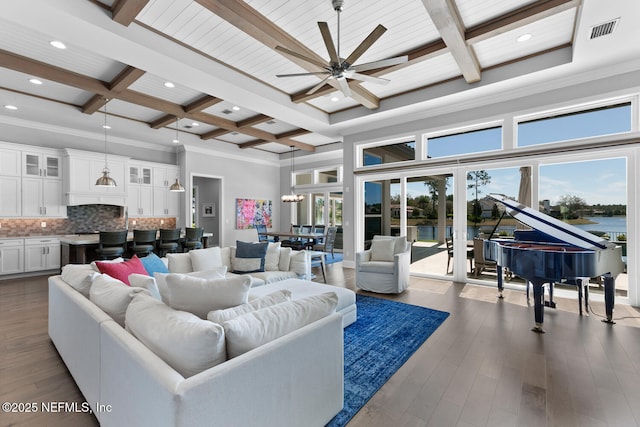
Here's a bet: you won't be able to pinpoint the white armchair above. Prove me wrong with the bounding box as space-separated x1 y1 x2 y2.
356 235 411 294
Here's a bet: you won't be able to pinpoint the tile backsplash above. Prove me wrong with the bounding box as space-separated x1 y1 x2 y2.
0 205 176 237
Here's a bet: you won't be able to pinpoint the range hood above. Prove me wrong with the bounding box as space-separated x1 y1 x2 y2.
64 148 128 207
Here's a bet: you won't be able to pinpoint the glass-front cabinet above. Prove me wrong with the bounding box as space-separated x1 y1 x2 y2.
23 152 61 178
129 165 152 185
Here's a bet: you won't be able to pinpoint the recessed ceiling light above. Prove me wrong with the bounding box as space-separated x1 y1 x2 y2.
172 138 180 144
164 82 175 88
232 106 240 111
517 33 532 42
330 96 340 102
4 105 18 110
191 122 199 127
29 78 43 85
50 40 66 49
102 125 111 129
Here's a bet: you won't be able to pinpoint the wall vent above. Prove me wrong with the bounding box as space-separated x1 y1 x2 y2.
266 120 276 125
221 109 233 114
589 18 619 39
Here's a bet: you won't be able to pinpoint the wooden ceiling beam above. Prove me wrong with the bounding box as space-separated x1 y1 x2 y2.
150 114 181 129
184 95 223 113
238 114 272 128
276 129 311 139
83 66 146 114
419 0 481 83
238 139 268 149
201 128 230 140
195 0 380 109
111 0 150 26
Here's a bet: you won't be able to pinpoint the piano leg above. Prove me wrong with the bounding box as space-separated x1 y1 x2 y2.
544 283 557 309
532 280 546 333
497 265 504 299
602 274 616 324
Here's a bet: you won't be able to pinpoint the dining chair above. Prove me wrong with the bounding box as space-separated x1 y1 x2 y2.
445 237 473 274
157 228 181 256
131 229 157 257
183 227 204 252
313 226 337 258
96 230 128 260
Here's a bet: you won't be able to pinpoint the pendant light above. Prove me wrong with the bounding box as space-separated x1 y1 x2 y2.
282 146 304 203
169 117 185 192
95 99 117 187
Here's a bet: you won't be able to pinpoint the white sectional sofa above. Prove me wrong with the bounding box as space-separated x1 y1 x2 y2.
48 248 357 426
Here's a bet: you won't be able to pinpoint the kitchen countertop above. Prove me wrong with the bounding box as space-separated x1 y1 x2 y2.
1 232 212 245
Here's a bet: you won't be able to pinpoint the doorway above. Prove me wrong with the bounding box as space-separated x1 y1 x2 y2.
191 174 222 247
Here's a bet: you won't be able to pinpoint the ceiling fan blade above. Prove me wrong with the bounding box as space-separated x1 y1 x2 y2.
337 77 351 97
306 75 333 95
348 72 390 85
318 22 339 65
275 45 329 70
343 24 387 67
276 72 331 77
351 55 409 72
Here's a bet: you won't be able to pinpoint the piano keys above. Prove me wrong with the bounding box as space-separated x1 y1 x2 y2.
483 194 624 333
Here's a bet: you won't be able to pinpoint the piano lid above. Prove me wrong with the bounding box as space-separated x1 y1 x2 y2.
487 194 614 251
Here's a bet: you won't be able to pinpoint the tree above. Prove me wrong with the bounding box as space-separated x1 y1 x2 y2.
557 194 587 219
467 170 491 224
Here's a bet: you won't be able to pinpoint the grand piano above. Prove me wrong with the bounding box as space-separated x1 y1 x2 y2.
483 194 625 333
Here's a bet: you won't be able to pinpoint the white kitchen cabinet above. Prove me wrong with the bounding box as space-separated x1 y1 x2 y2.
129 165 152 186
22 177 64 217
129 185 153 216
0 148 21 176
23 151 62 179
0 239 24 275
153 187 180 216
24 237 60 272
152 165 179 188
0 175 21 217
64 149 127 206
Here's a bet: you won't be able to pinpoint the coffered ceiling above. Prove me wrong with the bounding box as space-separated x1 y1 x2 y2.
0 0 638 155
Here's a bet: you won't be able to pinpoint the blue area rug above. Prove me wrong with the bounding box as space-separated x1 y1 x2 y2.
326 294 449 427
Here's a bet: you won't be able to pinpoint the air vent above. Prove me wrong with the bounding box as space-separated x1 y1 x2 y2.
231 132 239 135
221 109 233 114
589 18 619 39
266 120 276 125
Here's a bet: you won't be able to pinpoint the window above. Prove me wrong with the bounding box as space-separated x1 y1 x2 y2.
363 141 415 166
318 169 338 183
426 126 501 158
518 103 631 147
294 172 312 185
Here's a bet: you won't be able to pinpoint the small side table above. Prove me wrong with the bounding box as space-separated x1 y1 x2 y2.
306 250 326 282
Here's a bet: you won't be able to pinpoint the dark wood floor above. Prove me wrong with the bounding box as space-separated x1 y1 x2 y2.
1 264 640 426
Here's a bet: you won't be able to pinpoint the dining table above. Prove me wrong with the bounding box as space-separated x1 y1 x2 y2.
257 231 325 242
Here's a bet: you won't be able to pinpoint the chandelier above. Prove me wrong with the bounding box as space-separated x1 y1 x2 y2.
282 146 304 203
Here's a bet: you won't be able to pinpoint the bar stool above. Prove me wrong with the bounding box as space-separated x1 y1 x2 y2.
96 230 128 260
183 227 204 252
131 229 157 257
157 228 181 256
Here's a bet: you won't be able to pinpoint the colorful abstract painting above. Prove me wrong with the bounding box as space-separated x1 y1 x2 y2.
236 198 273 229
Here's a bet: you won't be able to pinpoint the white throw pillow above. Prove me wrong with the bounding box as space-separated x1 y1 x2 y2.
164 274 252 318
289 250 307 276
223 292 338 358
89 274 150 327
125 293 226 378
90 257 124 272
207 290 292 324
370 238 396 262
166 253 193 273
220 247 232 270
190 247 224 271
154 268 227 302
278 247 292 271
128 273 162 300
61 264 99 298
264 242 281 271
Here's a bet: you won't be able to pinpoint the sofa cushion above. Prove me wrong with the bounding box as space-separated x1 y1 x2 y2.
154 268 227 302
89 274 151 326
90 257 124 272
139 253 169 276
233 241 268 273
128 273 162 300
61 264 99 298
125 293 226 378
289 250 308 276
167 252 193 273
95 256 148 286
264 242 281 271
190 247 224 271
370 238 396 262
249 271 298 284
278 247 293 271
226 272 266 287
223 292 338 358
164 274 252 318
207 290 292 324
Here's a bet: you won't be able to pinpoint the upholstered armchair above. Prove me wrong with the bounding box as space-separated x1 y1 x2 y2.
356 235 411 294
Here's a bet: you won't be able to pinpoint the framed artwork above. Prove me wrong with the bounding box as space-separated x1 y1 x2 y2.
202 203 216 217
236 198 272 229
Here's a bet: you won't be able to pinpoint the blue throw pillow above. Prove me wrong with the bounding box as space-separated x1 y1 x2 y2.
139 253 169 276
233 241 268 274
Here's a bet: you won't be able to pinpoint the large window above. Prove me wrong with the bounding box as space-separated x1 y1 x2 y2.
518 103 631 147
426 126 501 158
363 141 415 166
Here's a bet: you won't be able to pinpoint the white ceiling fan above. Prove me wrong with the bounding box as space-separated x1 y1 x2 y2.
275 0 408 98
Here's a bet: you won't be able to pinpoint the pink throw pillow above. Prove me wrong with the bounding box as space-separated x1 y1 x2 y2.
95 255 148 286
